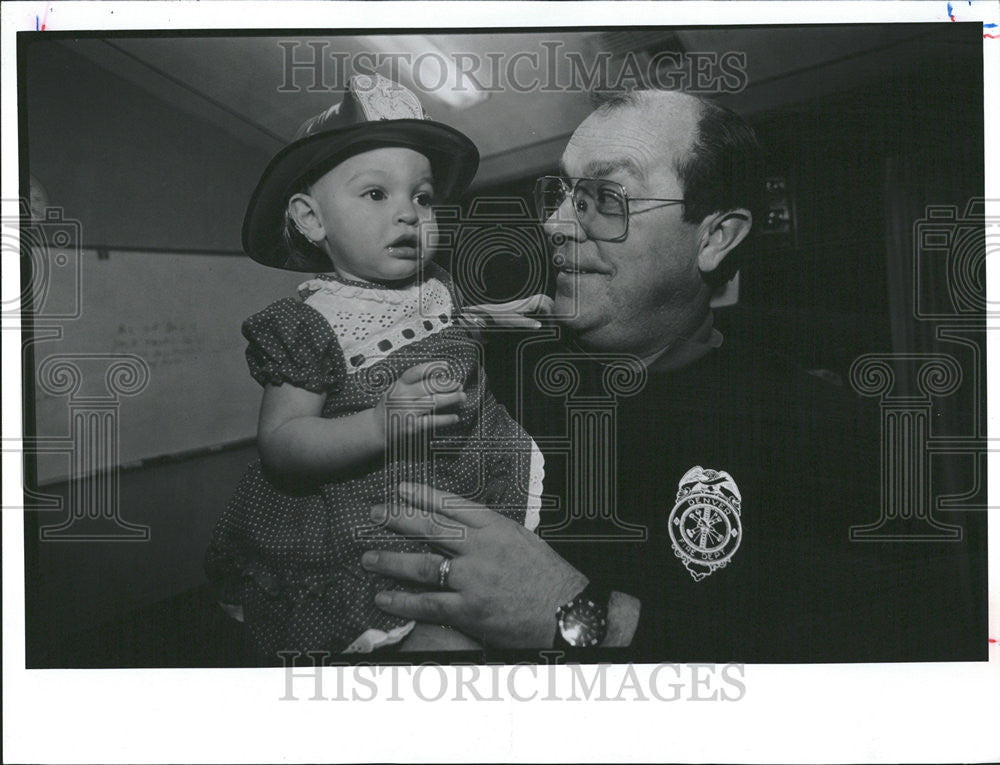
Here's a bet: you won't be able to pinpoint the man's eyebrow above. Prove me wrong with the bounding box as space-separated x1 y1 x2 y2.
581 158 645 182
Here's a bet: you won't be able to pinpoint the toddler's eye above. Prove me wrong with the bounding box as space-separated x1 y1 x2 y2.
414 191 434 207
365 189 386 201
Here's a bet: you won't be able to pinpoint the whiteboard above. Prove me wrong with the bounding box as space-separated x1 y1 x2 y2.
28 249 303 484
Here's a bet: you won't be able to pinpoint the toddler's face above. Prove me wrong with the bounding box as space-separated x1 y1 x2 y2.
302 147 437 282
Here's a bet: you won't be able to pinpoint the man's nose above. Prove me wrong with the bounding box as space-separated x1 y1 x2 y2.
542 195 585 248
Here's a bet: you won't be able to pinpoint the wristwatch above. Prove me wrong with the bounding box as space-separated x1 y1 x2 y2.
554 581 611 649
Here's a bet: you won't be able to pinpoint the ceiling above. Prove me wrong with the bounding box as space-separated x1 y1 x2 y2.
55 25 975 187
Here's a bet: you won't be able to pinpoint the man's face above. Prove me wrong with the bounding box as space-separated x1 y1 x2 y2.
544 94 709 356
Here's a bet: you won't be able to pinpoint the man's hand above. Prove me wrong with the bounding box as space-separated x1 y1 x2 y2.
374 362 466 436
362 481 587 648
458 294 554 332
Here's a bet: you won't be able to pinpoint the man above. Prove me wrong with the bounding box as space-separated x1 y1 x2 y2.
361 89 982 661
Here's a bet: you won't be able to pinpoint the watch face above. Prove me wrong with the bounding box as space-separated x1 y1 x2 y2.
558 595 608 648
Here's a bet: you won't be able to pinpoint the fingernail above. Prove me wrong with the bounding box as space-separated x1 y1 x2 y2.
375 592 392 607
361 551 378 567
370 505 387 522
529 319 541 329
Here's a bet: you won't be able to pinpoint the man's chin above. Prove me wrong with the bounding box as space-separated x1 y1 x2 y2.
557 315 637 355
552 295 592 328
553 303 604 347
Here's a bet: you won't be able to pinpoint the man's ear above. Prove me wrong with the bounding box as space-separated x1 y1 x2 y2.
287 193 326 244
696 209 753 274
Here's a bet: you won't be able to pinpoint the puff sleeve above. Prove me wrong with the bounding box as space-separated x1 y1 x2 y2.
242 298 346 394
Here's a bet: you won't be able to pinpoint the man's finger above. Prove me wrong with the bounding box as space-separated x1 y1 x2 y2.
488 313 542 329
370 502 468 550
397 482 497 529
470 293 553 316
530 294 554 315
361 550 458 588
506 293 553 315
462 294 553 329
374 590 464 624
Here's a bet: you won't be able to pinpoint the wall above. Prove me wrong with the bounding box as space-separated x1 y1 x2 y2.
729 55 984 379
22 40 273 659
24 40 270 251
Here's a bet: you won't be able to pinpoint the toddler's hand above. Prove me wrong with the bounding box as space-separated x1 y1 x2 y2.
374 361 466 436
458 293 554 331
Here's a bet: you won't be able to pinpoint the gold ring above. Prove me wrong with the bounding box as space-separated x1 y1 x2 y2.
438 557 452 589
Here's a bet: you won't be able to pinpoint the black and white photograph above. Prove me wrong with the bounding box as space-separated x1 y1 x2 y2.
3 2 997 762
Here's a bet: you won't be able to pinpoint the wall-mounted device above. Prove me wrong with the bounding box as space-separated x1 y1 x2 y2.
761 174 797 249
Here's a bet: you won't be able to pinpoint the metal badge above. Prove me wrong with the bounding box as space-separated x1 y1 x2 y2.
351 73 424 121
668 466 743 581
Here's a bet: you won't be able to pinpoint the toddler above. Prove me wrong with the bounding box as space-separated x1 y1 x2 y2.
205 74 545 658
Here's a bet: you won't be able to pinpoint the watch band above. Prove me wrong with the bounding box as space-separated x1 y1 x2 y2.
554 580 612 649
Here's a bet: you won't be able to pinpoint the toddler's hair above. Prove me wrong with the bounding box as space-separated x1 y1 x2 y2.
277 156 359 272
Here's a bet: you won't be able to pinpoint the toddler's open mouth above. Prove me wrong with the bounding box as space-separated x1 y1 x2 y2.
387 234 420 259
388 234 418 248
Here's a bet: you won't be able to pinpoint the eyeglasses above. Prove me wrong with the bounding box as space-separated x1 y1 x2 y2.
534 176 685 242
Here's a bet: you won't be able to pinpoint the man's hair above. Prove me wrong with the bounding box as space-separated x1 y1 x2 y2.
592 89 765 286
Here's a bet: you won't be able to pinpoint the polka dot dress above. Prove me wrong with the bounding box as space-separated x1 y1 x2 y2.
205 266 542 658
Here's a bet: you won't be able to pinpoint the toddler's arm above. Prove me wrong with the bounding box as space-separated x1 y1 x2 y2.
257 362 466 481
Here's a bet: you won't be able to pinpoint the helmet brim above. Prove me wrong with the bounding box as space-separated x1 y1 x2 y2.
242 119 479 270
